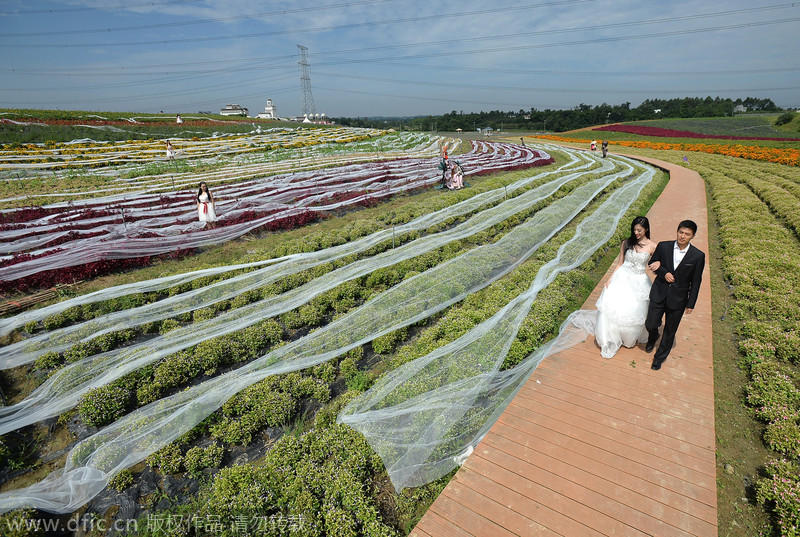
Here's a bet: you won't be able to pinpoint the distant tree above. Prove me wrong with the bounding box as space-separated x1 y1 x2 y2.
775 111 796 126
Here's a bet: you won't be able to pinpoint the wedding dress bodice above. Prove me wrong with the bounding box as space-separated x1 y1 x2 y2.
621 249 650 275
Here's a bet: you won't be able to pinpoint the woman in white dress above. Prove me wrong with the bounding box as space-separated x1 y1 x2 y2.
196 182 216 230
594 216 658 358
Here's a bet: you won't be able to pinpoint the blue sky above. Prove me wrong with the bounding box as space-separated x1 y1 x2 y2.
1 0 799 118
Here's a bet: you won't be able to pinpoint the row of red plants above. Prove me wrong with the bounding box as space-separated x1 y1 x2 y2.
0 143 551 292
0 210 323 293
593 123 800 142
1 118 247 128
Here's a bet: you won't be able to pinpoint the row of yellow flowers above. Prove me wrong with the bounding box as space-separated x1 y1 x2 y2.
0 127 385 169
0 127 380 155
530 134 800 167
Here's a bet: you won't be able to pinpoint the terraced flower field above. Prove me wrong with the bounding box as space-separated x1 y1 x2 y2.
0 129 668 535
3 114 798 535
0 134 551 291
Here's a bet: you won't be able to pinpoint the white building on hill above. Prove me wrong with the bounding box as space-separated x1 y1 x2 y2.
257 99 278 119
220 104 249 116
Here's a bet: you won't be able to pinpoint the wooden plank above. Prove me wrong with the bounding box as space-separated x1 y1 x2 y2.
411 155 717 537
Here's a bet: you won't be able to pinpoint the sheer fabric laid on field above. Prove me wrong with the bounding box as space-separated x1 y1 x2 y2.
0 146 656 513
0 140 549 282
2 149 609 433
338 161 655 491
0 146 574 359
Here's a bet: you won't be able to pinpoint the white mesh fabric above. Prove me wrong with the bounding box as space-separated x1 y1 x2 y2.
0 147 657 513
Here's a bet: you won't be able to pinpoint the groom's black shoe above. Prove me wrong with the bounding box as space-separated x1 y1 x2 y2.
645 341 656 353
651 360 662 371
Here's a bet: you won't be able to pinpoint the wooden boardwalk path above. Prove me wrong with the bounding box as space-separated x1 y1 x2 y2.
411 155 717 536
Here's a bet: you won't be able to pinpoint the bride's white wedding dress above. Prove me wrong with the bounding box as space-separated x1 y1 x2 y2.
593 249 652 358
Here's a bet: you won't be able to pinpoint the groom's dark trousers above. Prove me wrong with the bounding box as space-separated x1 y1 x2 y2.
645 241 705 365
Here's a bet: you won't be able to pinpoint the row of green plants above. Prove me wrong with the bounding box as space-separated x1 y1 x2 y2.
712 164 800 237
670 153 800 536
1 151 665 535
0 154 573 473
118 162 667 535
36 162 604 427
12 150 575 375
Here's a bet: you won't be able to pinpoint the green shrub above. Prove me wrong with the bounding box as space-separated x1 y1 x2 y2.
146 442 184 475
158 318 181 335
33 351 63 371
77 382 133 427
764 416 800 457
212 386 297 445
184 443 225 476
298 303 325 327
63 341 95 363
152 351 199 388
756 458 800 535
0 509 44 537
192 308 216 322
312 362 336 384
371 327 408 355
136 383 162 406
196 424 396 536
280 310 304 330
109 468 134 491
346 371 373 392
775 111 796 126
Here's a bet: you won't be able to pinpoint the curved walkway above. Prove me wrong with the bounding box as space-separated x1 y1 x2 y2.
411 154 716 536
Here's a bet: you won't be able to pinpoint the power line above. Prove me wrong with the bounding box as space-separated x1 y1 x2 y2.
0 0 200 16
312 17 800 64
0 2 795 49
0 0 396 35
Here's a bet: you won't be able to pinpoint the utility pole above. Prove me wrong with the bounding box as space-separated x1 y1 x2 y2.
298 45 317 118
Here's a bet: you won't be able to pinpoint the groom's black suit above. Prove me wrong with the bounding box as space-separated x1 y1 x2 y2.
645 240 705 365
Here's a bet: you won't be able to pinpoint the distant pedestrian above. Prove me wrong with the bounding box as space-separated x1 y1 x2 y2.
166 140 175 161
590 140 597 151
447 162 464 190
520 137 525 147
601 140 608 158
439 144 450 187
176 114 183 124
197 182 216 230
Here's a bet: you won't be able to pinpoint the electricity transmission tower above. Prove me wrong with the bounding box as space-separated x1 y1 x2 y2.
297 44 317 118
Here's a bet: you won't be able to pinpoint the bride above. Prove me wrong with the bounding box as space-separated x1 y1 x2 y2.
593 216 658 358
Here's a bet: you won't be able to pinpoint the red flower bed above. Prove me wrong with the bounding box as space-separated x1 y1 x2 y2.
0 118 244 128
593 124 800 142
0 206 63 227
263 210 321 232
0 248 197 294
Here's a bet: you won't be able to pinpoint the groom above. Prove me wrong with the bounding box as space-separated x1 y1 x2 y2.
645 220 705 370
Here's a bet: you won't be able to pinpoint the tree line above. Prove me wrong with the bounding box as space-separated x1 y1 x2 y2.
334 96 781 133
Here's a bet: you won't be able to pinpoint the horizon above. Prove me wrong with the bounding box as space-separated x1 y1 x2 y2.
1 1 799 118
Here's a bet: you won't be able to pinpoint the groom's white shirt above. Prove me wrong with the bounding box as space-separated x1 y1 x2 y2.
673 241 690 269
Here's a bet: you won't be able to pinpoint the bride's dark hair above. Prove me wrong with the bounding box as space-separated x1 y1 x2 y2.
625 216 650 251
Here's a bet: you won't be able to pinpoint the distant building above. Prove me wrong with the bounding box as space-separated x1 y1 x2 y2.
257 99 278 119
734 104 747 113
220 104 249 117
